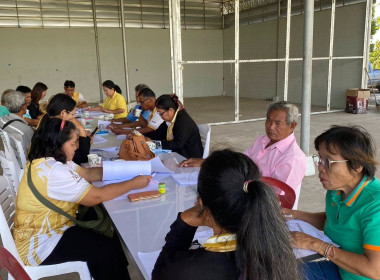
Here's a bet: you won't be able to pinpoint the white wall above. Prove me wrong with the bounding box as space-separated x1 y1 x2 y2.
223 3 365 108
0 28 223 102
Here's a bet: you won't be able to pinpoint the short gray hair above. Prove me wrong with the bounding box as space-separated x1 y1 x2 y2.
267 101 299 125
1 89 13 103
4 90 26 113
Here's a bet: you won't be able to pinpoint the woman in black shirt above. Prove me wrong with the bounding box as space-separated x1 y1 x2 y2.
152 150 300 280
144 94 203 158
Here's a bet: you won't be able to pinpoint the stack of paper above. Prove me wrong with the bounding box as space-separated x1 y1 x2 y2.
171 171 199 186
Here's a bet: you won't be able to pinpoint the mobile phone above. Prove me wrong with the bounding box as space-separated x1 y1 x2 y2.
90 127 99 137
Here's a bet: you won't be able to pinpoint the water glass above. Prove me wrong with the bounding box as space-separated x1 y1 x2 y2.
153 140 162 153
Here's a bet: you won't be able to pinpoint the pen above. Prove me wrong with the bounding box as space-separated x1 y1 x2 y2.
150 179 159 185
151 172 156 177
173 158 179 164
284 214 292 218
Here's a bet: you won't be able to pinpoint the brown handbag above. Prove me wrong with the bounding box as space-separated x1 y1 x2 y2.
119 134 155 160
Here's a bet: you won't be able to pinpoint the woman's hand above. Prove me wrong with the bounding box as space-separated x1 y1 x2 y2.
129 175 152 189
70 118 86 137
180 203 207 227
178 158 204 168
291 231 322 252
282 208 296 220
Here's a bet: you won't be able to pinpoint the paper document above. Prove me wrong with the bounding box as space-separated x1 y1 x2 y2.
89 111 107 117
171 172 199 186
116 135 127 140
150 157 173 174
138 228 213 279
102 161 151 181
287 219 339 258
93 135 107 144
98 120 111 128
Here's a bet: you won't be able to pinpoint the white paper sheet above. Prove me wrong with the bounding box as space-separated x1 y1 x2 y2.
150 157 173 174
137 228 213 279
98 120 111 128
287 219 339 258
171 171 199 186
93 135 107 144
116 135 127 140
90 147 120 158
89 111 107 117
102 161 151 181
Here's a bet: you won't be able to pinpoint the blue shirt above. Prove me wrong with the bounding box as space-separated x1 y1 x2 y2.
0 105 10 118
127 105 150 122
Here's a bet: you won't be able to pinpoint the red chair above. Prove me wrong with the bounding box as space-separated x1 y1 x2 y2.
0 246 31 280
261 177 296 209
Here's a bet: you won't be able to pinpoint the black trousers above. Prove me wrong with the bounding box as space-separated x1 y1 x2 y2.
41 225 131 280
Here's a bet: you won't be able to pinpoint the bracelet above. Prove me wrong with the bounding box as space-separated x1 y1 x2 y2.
324 244 333 260
317 241 326 255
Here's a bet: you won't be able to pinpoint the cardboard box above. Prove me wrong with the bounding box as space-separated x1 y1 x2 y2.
345 96 368 114
346 88 370 98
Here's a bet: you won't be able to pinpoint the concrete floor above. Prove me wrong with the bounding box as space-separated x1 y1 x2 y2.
2 96 380 279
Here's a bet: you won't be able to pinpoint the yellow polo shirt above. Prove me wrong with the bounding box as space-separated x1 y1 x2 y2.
13 158 91 266
101 92 127 119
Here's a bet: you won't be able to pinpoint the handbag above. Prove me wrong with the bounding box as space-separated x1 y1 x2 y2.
27 164 114 238
119 134 155 161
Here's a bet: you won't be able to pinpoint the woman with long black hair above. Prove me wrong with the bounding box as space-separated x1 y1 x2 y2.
152 149 300 280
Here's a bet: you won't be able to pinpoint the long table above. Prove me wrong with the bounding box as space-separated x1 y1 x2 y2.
103 153 199 279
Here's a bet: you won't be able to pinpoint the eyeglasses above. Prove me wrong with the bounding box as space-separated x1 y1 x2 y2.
139 98 150 104
157 110 167 116
312 155 348 170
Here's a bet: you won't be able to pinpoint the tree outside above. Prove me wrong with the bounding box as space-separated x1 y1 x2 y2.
370 6 380 69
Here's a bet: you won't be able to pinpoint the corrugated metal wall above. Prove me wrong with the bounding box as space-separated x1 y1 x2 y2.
0 0 222 29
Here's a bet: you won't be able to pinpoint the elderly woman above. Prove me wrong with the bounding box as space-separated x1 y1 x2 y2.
153 149 300 280
284 125 380 280
144 94 203 158
0 90 34 155
88 80 127 119
28 82 48 119
13 117 151 280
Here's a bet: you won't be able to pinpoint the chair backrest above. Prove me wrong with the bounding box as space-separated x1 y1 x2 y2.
261 177 296 209
0 175 22 265
10 134 27 169
0 128 22 174
197 124 211 158
0 247 31 280
0 152 20 196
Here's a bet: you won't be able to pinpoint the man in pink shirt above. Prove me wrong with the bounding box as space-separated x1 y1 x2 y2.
244 101 306 207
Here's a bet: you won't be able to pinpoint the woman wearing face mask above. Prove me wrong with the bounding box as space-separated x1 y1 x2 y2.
284 125 380 280
143 94 203 158
88 80 127 119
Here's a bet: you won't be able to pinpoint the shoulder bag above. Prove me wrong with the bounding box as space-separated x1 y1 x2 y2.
119 134 155 161
27 163 114 238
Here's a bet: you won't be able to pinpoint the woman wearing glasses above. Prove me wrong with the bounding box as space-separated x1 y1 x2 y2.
144 94 203 158
284 125 380 280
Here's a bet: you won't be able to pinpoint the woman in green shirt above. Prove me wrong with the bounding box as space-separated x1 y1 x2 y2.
284 125 380 280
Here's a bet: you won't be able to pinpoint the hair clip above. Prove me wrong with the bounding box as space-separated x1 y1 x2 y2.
60 119 65 131
243 180 253 193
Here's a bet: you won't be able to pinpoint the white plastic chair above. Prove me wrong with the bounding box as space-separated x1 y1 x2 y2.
0 128 22 175
10 134 27 169
0 175 92 280
128 101 137 112
197 124 211 158
0 152 19 196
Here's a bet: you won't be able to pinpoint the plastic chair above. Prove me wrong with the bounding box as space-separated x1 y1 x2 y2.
0 175 92 280
0 152 19 196
10 134 27 169
197 124 211 158
0 128 22 177
0 246 31 280
261 177 296 209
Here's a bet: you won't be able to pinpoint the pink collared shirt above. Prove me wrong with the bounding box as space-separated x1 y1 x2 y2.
244 133 306 191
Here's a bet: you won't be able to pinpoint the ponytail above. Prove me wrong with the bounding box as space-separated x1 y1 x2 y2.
198 150 300 280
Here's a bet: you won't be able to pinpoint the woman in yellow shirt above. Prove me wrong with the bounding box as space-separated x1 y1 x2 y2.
88 80 127 119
